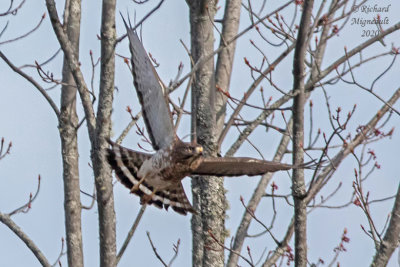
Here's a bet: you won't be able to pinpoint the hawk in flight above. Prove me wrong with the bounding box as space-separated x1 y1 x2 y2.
106 21 308 215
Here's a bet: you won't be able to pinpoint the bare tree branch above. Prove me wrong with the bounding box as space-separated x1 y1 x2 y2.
116 0 166 43
226 20 400 159
117 205 146 263
0 51 60 118
291 0 315 265
214 0 242 142
226 119 293 267
58 0 84 265
146 231 168 267
371 183 400 266
8 175 41 216
0 13 46 45
0 0 26 16
45 0 96 139
0 212 51 267
93 0 118 266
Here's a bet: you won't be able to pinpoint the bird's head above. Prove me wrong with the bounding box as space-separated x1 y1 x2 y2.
173 142 203 164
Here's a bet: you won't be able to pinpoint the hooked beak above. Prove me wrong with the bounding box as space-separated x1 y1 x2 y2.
195 146 203 154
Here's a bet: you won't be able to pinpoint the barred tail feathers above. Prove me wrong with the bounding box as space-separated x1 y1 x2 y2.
105 140 196 215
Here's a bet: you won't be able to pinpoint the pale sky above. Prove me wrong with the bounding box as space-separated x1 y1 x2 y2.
0 0 399 266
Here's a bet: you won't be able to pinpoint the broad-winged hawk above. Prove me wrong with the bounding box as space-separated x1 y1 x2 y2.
106 21 307 215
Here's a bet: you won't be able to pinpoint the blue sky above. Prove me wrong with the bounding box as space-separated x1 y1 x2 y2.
0 0 399 266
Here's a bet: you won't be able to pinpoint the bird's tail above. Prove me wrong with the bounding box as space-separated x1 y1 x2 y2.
105 139 196 215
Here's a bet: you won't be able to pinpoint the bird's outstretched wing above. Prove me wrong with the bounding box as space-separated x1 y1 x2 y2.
155 183 196 215
106 139 151 188
193 157 297 177
106 139 195 215
123 19 175 150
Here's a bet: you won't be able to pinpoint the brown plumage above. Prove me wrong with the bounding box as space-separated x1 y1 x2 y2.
106 139 198 215
106 18 310 215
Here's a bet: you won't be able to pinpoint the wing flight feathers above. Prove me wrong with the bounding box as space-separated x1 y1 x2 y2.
123 19 175 150
193 157 296 177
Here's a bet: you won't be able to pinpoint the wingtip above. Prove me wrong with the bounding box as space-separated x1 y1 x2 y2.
296 159 324 170
120 12 129 30
120 12 136 37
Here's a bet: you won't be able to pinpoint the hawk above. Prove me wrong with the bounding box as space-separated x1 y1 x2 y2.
106 20 308 215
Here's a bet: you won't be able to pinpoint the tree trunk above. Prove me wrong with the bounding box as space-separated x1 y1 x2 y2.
214 0 241 140
93 0 117 266
187 1 225 267
59 0 84 266
371 183 400 267
292 0 314 266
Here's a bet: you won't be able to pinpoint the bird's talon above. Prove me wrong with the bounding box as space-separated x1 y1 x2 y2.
141 194 152 204
141 189 157 204
130 184 140 193
130 176 146 193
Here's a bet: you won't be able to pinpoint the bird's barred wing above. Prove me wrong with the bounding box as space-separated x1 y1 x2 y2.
106 139 151 188
136 183 196 216
123 18 175 150
106 140 195 215
156 183 196 215
193 157 296 177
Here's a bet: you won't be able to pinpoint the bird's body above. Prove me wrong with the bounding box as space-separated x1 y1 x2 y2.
137 145 178 190
106 18 312 215
136 141 203 190
107 139 202 214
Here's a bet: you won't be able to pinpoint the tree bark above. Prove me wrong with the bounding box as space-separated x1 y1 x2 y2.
187 1 225 267
292 1 314 266
214 0 241 141
46 0 117 265
371 183 400 267
93 0 117 266
59 0 84 266
46 0 97 139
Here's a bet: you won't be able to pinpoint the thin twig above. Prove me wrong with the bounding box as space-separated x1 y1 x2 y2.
116 111 142 144
0 212 51 267
8 175 41 216
0 13 46 45
0 51 60 118
117 205 146 263
51 238 66 267
116 0 166 43
146 231 168 267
